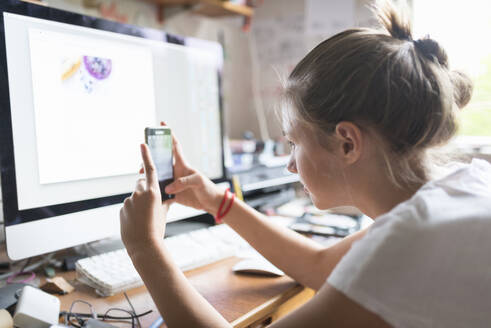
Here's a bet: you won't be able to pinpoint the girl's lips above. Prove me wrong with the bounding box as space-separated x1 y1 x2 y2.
303 186 309 194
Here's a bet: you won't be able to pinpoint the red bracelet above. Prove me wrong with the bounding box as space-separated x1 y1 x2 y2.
219 192 235 221
215 188 229 223
215 188 235 224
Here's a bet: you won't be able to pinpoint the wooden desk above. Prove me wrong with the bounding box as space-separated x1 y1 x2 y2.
57 257 314 327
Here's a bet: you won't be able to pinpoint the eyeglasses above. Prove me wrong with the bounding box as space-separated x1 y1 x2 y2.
61 292 151 327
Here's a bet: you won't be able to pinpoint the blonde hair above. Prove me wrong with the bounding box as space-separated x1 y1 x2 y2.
282 0 473 188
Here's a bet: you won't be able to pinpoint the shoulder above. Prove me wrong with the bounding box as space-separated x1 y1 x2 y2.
349 158 491 276
327 159 491 327
377 158 491 230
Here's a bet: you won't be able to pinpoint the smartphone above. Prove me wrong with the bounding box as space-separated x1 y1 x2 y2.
144 127 175 201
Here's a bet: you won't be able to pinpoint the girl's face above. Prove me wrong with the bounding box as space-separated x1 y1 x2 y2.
285 121 351 210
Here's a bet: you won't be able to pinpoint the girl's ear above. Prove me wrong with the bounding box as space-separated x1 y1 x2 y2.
334 122 363 164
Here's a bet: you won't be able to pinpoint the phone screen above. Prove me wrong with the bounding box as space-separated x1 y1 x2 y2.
145 127 174 201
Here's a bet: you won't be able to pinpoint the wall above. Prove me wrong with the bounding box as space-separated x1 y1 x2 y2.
250 0 376 139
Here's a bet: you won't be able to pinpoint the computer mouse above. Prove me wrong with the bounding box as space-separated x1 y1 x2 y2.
232 259 285 277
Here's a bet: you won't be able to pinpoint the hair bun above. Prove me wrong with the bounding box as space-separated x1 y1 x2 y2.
413 37 449 68
374 0 412 41
449 70 474 109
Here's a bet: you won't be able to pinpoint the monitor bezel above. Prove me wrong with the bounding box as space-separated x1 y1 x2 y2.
0 0 227 228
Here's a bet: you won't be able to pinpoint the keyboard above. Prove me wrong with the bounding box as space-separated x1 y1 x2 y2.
76 224 252 297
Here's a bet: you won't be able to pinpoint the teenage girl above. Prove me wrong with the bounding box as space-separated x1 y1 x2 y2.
120 1 491 327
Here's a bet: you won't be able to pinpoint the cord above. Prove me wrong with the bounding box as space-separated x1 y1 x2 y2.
124 291 141 328
0 253 55 281
20 258 31 273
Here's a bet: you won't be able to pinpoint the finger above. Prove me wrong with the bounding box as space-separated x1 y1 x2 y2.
140 143 158 188
172 135 187 167
135 178 145 192
160 121 187 168
165 174 201 194
123 197 132 210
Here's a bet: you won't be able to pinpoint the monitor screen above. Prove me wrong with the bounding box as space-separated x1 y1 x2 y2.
0 1 225 259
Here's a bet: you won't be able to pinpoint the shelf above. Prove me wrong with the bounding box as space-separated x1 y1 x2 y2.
146 0 253 18
21 0 48 5
194 0 253 17
148 0 198 4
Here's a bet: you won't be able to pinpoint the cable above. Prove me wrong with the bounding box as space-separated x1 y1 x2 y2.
124 292 141 328
0 253 55 281
20 258 31 273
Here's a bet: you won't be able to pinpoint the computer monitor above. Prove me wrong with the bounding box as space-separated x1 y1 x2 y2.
0 0 226 260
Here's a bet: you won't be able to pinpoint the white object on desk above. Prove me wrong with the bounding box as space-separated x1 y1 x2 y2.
13 286 60 328
232 258 284 276
0 309 13 328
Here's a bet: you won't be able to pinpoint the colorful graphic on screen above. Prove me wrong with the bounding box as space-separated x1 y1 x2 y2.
61 55 112 93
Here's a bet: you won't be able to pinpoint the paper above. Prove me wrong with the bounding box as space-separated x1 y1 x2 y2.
305 0 355 36
252 13 306 64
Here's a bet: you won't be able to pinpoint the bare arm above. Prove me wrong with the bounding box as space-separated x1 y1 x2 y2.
128 231 386 328
121 144 230 327
269 282 390 328
220 197 368 290
120 141 384 328
128 241 230 328
162 124 368 290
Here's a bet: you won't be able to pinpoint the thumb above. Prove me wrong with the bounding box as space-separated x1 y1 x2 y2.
165 174 202 194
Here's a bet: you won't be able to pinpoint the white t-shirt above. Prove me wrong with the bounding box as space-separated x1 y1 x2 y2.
328 159 491 328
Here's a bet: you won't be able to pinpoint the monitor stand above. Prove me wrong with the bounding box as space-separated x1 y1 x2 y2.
165 220 212 237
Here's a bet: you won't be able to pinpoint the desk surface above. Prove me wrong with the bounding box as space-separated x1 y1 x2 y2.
57 256 302 327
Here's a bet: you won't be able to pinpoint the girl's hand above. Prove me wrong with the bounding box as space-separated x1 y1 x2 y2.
161 122 224 217
120 143 169 255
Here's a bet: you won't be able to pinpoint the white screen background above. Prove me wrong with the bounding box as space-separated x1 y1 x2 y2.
29 29 156 184
4 12 223 211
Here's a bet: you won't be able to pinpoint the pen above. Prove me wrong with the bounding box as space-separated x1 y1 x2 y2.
149 316 164 328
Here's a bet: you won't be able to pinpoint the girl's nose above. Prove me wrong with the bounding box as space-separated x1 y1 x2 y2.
287 156 297 174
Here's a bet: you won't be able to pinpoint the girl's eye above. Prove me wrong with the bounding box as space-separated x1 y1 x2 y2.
287 140 295 149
